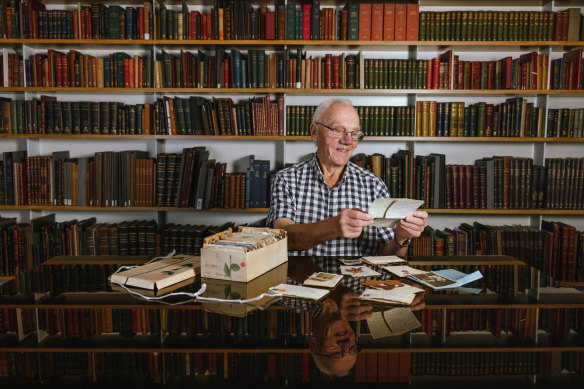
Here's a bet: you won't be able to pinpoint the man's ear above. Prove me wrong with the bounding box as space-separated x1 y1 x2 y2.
310 122 318 141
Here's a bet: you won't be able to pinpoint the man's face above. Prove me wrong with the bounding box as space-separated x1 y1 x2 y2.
311 103 360 169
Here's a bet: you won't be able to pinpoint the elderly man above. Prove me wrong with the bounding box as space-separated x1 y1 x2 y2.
267 98 428 256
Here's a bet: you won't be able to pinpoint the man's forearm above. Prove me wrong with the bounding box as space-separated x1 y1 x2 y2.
377 239 409 256
278 217 341 251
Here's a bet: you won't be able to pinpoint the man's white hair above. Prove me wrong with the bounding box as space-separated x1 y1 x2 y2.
312 99 355 124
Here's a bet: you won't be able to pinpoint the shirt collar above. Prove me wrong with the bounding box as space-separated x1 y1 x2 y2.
309 154 354 188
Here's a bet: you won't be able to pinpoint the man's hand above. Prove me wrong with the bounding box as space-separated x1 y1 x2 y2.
394 210 429 244
339 291 373 321
410 293 426 311
337 208 374 239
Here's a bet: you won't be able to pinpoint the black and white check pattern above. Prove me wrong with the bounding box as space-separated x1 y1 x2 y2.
267 154 395 257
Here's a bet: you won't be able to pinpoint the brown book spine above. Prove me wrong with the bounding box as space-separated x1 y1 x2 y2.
371 4 383 41
358 3 372 41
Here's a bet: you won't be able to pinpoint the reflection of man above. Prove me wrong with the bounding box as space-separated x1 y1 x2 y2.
287 257 425 378
267 98 427 257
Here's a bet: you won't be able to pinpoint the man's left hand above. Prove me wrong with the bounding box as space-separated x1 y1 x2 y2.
395 210 428 243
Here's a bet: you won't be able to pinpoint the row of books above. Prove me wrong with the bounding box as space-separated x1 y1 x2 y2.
419 9 582 42
415 101 584 139
353 352 410 383
4 97 583 139
33 308 314 347
0 148 271 209
409 221 584 284
418 308 537 340
539 308 584 345
410 352 537 376
5 2 584 42
7 48 577 91
358 151 584 210
0 1 153 40
0 95 283 136
287 105 415 137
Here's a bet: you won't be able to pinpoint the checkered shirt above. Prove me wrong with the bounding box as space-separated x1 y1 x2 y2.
267 154 395 257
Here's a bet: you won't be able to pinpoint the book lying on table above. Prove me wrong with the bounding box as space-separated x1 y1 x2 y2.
110 254 200 292
268 284 329 302
369 198 424 228
361 255 407 266
382 265 427 278
303 272 343 289
359 284 425 306
366 308 422 339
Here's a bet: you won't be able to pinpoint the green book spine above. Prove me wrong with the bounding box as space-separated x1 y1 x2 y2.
477 102 486 136
347 4 358 41
388 106 395 136
419 12 428 41
286 4 296 40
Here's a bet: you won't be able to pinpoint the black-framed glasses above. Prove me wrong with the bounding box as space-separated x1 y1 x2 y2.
313 344 360 360
315 122 365 141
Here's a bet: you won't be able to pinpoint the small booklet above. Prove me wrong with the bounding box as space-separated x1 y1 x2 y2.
366 308 422 339
406 269 483 291
361 255 407 266
303 272 343 289
340 265 381 278
337 258 362 266
110 254 200 292
359 284 424 306
268 284 330 302
369 198 424 228
382 265 427 278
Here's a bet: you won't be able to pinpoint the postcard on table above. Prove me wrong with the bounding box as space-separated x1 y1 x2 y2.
268 284 329 302
406 268 483 291
303 272 343 289
361 255 407 266
382 265 427 278
359 284 425 306
337 258 362 266
340 265 381 278
369 198 424 228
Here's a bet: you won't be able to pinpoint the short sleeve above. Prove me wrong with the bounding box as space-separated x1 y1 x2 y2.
266 172 296 227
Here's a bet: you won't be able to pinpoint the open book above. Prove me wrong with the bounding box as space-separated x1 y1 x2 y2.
366 308 422 339
359 284 424 306
110 254 200 292
369 198 424 228
361 255 407 266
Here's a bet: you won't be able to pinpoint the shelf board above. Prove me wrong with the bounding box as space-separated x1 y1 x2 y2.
1 134 583 143
4 38 584 48
2 205 582 215
409 255 524 266
4 87 584 96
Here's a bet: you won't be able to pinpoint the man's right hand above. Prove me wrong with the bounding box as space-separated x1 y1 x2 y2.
337 208 374 239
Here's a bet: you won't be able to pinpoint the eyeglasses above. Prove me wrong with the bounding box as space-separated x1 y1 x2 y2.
315 122 365 141
313 344 360 360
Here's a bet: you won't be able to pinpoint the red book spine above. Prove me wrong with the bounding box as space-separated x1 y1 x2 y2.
432 57 440 89
406 4 419 41
333 56 340 89
138 7 144 40
123 58 130 88
371 4 383 41
383 3 395 41
394 4 407 40
341 9 348 40
358 3 371 41
302 4 311 40
223 59 229 88
325 54 332 89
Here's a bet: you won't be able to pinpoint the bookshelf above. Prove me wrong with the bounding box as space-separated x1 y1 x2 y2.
1 0 584 386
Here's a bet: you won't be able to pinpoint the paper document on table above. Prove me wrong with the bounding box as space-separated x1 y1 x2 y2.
369 198 424 228
367 308 421 339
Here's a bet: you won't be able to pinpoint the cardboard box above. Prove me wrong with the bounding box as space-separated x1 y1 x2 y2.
201 227 288 282
201 262 288 316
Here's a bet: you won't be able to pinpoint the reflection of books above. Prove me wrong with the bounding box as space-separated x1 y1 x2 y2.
405 268 483 291
382 265 427 278
366 308 421 339
303 272 343 289
361 255 406 265
359 284 424 306
369 198 424 228
110 254 200 292
268 283 329 302
340 265 381 278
